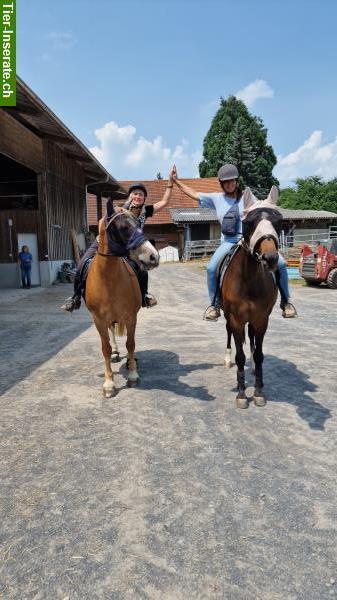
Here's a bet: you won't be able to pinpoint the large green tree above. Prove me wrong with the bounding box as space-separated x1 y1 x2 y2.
279 176 337 213
199 95 278 197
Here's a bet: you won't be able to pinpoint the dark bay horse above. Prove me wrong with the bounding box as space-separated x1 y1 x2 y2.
85 207 159 397
222 186 283 409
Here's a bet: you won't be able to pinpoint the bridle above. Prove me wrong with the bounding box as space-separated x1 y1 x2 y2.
98 210 145 257
240 234 279 264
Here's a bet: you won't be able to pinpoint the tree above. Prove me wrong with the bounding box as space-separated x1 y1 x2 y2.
199 95 278 197
279 176 337 213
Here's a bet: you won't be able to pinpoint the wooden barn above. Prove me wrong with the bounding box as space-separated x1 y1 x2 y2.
0 76 126 288
87 177 222 256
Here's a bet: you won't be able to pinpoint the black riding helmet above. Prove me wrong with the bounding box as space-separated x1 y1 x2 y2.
128 183 148 198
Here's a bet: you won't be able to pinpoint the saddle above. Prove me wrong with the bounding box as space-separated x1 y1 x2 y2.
77 256 95 299
216 243 241 303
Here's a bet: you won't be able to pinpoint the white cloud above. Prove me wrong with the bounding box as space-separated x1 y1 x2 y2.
236 79 274 107
274 130 337 186
45 32 77 50
89 121 201 179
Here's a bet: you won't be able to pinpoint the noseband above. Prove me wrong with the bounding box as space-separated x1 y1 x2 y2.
241 234 279 264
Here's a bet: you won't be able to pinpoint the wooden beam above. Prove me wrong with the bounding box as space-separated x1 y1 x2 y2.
0 111 43 173
96 192 102 221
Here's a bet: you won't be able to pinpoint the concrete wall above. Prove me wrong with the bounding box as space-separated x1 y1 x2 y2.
0 259 73 288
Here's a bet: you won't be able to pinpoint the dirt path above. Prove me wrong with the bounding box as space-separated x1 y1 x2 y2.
0 264 336 599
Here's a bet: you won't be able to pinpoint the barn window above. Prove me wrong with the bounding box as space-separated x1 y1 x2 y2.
0 154 38 210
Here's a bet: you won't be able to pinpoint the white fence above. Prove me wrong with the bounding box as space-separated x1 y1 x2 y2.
183 239 220 260
279 226 337 254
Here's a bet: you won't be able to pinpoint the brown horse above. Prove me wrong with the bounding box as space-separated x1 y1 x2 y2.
222 186 283 409
85 207 159 397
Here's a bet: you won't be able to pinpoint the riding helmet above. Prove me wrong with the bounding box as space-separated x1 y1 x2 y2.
128 183 148 198
217 164 239 181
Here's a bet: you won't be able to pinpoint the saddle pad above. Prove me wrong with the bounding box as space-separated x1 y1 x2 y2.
218 243 241 292
79 257 94 297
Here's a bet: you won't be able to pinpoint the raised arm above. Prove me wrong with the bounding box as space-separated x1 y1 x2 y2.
152 170 174 214
171 165 199 201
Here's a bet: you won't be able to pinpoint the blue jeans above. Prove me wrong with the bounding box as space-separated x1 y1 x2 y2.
207 241 290 305
277 254 290 305
21 266 31 288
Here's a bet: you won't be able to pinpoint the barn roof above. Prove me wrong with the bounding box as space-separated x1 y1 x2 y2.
278 208 337 220
4 76 127 199
170 206 337 224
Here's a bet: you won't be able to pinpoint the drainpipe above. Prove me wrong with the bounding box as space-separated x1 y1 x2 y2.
8 218 13 262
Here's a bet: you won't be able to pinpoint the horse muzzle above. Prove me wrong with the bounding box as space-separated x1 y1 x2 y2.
260 250 279 271
140 252 160 270
133 241 160 270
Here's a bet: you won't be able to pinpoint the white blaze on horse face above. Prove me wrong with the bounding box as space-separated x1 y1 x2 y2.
131 241 159 270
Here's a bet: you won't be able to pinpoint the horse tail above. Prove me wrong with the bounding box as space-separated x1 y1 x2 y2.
115 322 127 337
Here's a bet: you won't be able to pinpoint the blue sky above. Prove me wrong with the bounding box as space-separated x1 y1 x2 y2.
18 0 337 186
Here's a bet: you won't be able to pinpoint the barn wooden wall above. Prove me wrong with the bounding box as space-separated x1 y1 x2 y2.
42 140 86 261
0 130 87 262
0 111 47 262
0 209 45 263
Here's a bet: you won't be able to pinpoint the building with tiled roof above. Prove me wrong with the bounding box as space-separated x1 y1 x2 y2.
87 177 223 253
87 178 337 258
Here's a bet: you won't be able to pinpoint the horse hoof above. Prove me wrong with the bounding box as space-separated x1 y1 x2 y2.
111 353 120 363
103 386 116 398
127 378 139 388
224 360 232 369
253 395 266 407
236 396 249 409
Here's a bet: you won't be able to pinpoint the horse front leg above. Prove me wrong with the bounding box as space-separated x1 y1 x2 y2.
126 319 139 387
224 320 232 368
252 327 267 407
94 319 116 398
232 326 248 409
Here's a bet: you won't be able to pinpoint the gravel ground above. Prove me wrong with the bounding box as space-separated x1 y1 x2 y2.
0 263 336 599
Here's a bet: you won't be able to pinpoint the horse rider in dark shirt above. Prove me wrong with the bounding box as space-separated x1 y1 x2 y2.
61 171 174 312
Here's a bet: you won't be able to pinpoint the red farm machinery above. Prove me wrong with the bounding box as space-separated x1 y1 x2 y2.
299 238 337 288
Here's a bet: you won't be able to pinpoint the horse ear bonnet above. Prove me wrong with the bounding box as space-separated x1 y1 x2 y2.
242 207 283 241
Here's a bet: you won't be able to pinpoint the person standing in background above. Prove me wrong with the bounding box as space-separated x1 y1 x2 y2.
18 245 33 289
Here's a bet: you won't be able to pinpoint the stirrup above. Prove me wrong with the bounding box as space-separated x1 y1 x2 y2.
203 305 221 321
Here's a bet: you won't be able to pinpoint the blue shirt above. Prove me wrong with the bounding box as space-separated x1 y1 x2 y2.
19 251 32 267
199 192 244 242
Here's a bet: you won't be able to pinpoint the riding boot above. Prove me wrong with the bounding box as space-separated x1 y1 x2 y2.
275 269 297 317
138 269 157 308
280 300 298 318
61 272 82 312
204 305 221 321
